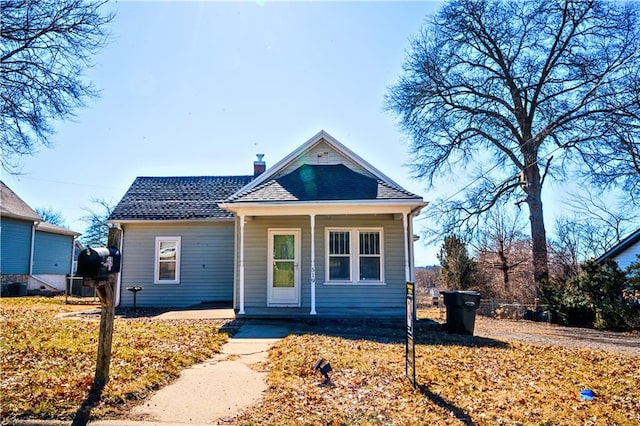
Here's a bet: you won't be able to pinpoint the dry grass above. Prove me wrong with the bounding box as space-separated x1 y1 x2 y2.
0 297 230 421
238 324 640 425
2 298 639 425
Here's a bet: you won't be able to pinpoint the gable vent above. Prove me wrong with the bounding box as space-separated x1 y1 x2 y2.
316 151 329 164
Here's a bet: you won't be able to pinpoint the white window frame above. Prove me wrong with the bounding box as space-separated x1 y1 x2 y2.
154 236 181 284
324 227 385 285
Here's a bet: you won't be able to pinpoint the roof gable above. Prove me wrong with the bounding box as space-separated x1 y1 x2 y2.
109 175 254 221
228 130 422 203
229 164 420 202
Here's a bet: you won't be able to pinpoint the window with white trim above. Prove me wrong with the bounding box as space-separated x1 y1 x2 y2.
326 228 384 283
154 236 181 284
359 231 381 281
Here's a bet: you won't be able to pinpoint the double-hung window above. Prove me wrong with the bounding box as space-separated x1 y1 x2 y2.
326 228 384 284
155 236 181 284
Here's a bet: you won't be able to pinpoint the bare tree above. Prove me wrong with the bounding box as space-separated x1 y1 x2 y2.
386 0 640 286
35 207 66 227
566 190 639 248
474 206 531 297
79 197 114 248
550 189 640 280
1 0 113 173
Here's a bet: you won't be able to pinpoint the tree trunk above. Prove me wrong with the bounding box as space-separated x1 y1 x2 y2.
525 163 550 286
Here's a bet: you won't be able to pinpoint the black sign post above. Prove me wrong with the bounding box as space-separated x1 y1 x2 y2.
406 281 416 387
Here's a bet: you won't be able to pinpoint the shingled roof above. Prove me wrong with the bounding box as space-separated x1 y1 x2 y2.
1 180 42 221
227 164 422 202
109 176 253 221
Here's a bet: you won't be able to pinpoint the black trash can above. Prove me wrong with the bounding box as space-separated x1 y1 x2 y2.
442 290 481 335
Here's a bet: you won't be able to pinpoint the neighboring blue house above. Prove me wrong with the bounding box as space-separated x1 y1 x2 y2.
0 181 81 294
109 131 427 317
595 228 640 271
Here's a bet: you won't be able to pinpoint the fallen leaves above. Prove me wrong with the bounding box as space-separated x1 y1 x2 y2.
2 298 639 424
0 297 229 420
238 325 640 425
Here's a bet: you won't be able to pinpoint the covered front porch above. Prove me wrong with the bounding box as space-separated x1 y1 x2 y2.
225 206 422 317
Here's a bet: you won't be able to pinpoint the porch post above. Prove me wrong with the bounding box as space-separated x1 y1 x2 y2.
239 214 245 315
310 213 317 315
403 213 410 282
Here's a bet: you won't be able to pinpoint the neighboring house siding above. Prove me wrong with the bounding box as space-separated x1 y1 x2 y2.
0 217 32 274
119 222 236 307
613 239 640 270
33 231 73 274
238 214 406 311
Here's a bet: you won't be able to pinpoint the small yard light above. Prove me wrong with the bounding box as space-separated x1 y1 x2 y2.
314 358 334 387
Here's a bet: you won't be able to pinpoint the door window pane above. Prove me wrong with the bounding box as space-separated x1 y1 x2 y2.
274 235 294 260
273 261 295 287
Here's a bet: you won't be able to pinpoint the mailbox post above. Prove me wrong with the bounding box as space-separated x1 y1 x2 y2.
76 231 122 391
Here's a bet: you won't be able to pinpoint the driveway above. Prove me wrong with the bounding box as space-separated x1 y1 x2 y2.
474 316 640 356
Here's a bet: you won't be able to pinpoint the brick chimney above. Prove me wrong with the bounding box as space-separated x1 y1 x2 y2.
254 154 266 177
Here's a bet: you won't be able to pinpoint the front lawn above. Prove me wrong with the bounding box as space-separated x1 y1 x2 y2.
0 297 230 421
239 324 640 425
2 298 638 425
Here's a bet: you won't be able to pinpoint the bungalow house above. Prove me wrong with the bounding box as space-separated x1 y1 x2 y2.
595 227 640 270
108 131 427 317
0 181 81 294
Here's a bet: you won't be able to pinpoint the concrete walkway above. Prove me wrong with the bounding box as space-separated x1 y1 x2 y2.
90 321 292 426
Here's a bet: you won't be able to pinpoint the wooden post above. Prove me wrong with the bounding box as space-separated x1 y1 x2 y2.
93 227 121 388
93 274 116 387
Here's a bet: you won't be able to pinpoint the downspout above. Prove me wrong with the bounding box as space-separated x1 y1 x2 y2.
112 224 124 308
29 221 39 284
403 214 410 283
404 206 424 283
68 236 77 299
408 210 416 283
70 236 77 275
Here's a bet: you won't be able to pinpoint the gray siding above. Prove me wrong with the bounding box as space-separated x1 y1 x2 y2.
236 214 407 313
0 217 32 274
33 231 73 274
119 221 236 307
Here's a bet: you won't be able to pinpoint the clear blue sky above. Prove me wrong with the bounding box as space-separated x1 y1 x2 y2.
1 0 599 266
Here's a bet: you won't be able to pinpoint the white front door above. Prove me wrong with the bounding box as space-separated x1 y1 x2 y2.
267 229 301 307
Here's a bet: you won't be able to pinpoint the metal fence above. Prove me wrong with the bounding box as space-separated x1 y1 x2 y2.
419 295 550 322
65 276 96 298
477 299 550 322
